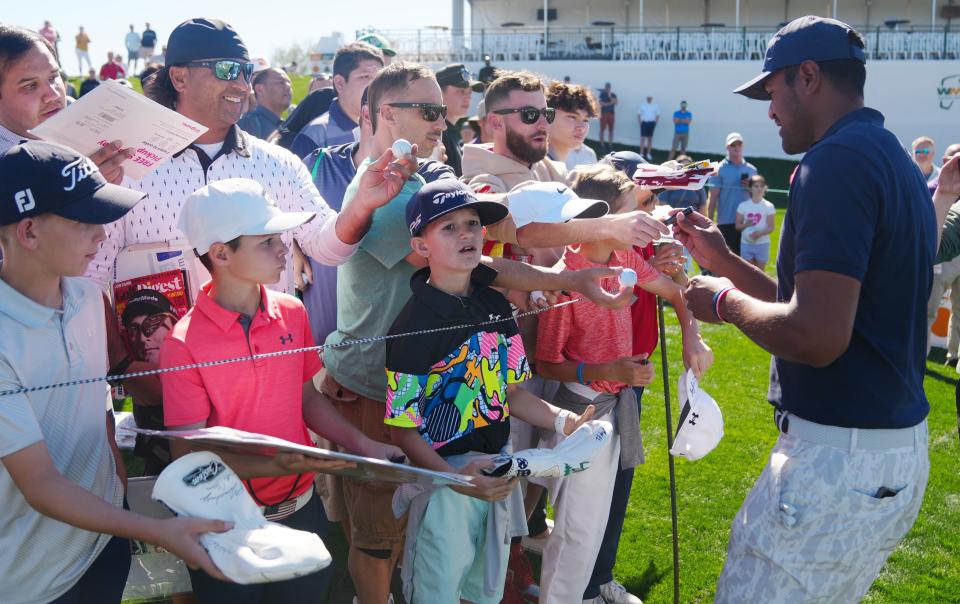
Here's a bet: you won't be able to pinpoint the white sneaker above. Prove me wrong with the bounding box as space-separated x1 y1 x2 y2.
599 579 643 604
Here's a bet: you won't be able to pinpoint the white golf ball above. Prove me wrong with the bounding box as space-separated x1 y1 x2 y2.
392 138 413 158
619 268 638 288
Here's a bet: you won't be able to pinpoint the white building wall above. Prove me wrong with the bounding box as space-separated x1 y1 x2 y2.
456 59 960 159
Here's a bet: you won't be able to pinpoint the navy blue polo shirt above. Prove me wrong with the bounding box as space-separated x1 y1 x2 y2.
771 107 935 428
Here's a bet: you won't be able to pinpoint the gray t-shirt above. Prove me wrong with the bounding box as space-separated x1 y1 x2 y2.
323 158 455 401
0 276 123 603
708 158 757 225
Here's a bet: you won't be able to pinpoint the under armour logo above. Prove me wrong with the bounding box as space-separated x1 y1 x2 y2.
14 189 36 213
688 412 700 426
279 333 294 345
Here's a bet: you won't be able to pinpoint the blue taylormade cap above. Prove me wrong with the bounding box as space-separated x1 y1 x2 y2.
406 179 508 236
734 15 866 100
0 141 145 226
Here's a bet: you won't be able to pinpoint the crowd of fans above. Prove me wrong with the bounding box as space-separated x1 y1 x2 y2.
0 13 958 604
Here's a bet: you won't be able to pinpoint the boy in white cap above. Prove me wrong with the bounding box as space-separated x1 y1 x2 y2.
0 141 229 604
160 178 404 602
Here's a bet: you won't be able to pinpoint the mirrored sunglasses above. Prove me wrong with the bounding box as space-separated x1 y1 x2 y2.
188 59 255 81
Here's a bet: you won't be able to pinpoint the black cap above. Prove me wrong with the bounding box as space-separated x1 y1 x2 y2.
121 289 175 325
436 64 484 92
734 16 865 100
165 18 249 66
0 141 145 226
406 180 508 236
603 150 649 178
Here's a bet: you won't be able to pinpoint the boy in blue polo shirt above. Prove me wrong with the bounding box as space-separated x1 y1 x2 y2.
384 179 595 604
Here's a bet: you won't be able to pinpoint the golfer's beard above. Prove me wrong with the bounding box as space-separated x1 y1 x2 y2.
506 128 547 165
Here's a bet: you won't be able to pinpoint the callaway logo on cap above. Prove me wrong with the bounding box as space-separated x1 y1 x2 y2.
0 140 145 226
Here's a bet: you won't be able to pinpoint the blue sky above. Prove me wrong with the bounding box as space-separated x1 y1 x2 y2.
6 1 453 69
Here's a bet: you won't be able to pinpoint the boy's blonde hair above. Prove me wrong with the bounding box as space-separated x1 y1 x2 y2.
569 165 636 214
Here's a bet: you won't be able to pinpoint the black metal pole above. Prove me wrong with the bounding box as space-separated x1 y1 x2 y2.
658 296 681 604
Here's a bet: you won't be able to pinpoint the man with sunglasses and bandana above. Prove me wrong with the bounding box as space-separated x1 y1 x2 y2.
435 63 484 176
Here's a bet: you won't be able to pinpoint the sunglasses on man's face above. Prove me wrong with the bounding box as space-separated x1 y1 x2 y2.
188 59 255 82
914 147 931 155
493 106 557 125
386 102 448 122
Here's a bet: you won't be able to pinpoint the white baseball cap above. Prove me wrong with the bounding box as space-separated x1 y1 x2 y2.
670 369 724 461
486 419 612 478
152 451 332 584
506 181 609 229
725 132 744 146
178 178 314 255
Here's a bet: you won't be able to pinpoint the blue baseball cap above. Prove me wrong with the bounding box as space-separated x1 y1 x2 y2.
602 150 649 178
734 15 866 100
0 141 145 226
406 179 508 236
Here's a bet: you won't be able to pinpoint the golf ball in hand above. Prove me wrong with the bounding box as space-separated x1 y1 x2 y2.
392 138 413 158
619 268 638 288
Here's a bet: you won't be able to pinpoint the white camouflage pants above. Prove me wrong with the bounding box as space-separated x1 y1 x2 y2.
715 422 929 603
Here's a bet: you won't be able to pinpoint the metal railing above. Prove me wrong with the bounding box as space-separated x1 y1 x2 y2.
365 26 959 62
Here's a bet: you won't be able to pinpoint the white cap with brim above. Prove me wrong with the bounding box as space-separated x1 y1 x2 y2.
725 132 744 146
152 451 332 584
506 181 609 229
178 178 314 255
486 420 613 478
670 369 724 461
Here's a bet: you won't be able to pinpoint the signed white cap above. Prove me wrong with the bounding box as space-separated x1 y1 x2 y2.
670 369 724 461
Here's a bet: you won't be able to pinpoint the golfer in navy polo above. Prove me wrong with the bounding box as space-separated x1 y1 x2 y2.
676 16 934 602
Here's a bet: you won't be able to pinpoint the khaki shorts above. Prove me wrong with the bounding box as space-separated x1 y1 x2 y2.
314 369 406 552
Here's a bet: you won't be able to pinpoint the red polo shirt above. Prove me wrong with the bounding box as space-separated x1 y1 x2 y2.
161 282 322 504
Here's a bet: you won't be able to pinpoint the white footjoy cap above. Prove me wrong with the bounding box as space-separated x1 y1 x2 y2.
487 419 613 478
152 451 332 584
670 369 724 460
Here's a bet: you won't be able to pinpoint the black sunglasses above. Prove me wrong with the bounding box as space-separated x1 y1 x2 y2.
188 59 255 82
492 106 556 124
386 102 448 122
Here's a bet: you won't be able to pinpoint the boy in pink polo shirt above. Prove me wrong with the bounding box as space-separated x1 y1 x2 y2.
534 165 713 603
160 178 403 603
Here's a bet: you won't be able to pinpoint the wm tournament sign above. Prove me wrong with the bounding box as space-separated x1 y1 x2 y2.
939 74 960 110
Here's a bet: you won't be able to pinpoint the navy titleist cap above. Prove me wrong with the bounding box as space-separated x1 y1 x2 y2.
406 179 509 236
166 18 249 66
0 141 145 226
734 15 866 100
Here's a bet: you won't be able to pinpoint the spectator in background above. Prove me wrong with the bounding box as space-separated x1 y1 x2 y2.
80 68 100 97
308 73 333 93
238 67 293 139
546 80 599 170
124 25 141 72
38 21 58 54
75 26 92 74
913 136 940 186
735 174 777 271
291 41 384 158
466 99 490 144
436 63 484 176
636 95 659 160
659 154 706 213
926 142 960 364
459 121 475 146
598 82 617 152
99 51 125 80
60 71 77 99
669 100 692 160
139 23 157 61
707 132 756 257
356 32 397 65
478 54 497 85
